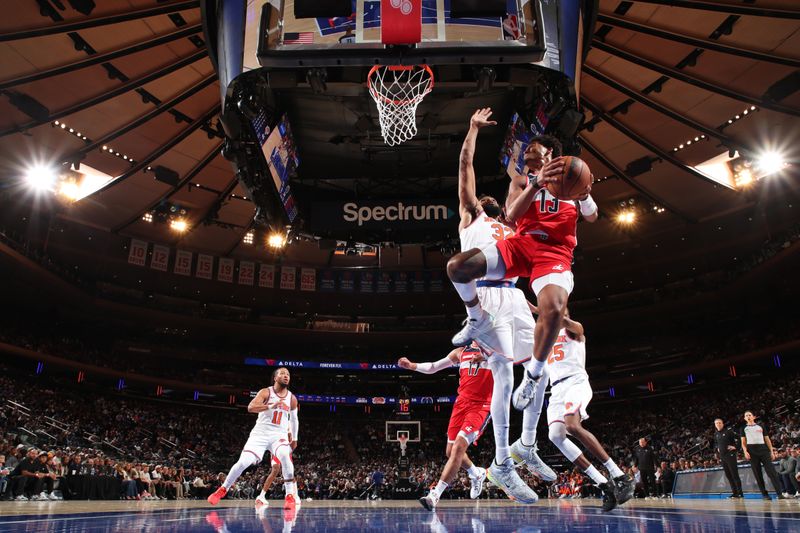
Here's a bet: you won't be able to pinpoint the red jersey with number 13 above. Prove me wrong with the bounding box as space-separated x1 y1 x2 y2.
457 345 493 402
517 185 578 250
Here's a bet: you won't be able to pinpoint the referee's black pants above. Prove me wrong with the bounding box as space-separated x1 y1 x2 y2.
748 445 781 496
720 452 743 496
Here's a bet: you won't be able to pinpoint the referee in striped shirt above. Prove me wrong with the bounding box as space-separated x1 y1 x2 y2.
740 410 785 500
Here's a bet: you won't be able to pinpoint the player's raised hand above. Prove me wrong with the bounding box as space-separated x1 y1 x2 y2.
470 108 497 130
397 357 415 370
535 156 564 188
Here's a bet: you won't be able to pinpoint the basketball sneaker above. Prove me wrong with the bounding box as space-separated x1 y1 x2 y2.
612 474 635 505
511 371 541 410
207 486 227 506
510 439 557 482
418 492 439 511
283 493 297 510
600 481 618 512
469 467 486 499
487 458 539 504
254 494 269 509
452 312 494 347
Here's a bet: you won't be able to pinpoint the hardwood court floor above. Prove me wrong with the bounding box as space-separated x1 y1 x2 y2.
1 497 799 532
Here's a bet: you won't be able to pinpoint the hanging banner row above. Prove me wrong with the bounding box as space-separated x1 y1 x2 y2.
127 239 445 292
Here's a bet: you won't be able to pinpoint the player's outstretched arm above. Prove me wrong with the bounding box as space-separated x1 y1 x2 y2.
458 108 496 230
397 349 460 374
247 388 271 413
563 316 585 342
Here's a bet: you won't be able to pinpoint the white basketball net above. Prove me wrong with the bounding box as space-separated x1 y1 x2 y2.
398 435 408 454
368 65 434 146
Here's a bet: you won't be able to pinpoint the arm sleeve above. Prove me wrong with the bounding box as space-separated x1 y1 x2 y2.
289 408 299 440
415 356 457 374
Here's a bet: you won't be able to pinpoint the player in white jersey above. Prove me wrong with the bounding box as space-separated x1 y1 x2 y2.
208 367 300 510
543 312 633 512
447 108 552 504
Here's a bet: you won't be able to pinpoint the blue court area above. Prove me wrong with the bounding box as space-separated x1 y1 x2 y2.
1 500 799 533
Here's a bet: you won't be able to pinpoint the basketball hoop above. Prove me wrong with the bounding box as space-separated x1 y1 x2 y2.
367 65 434 146
398 434 409 455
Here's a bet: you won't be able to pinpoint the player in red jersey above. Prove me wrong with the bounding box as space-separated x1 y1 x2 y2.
398 344 492 511
447 134 598 409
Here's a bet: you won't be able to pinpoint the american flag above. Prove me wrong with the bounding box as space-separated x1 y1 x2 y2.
283 32 314 44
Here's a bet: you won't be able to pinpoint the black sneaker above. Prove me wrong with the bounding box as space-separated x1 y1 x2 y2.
776 494 787 500
762 494 772 501
735 493 744 499
600 481 618 512
612 474 635 505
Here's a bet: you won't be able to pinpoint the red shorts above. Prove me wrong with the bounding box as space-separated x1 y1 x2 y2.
446 396 491 445
496 234 572 281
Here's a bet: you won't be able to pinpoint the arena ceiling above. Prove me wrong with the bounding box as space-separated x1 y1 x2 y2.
0 0 798 265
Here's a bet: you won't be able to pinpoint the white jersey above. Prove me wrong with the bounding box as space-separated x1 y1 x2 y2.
251 387 293 438
545 329 588 383
459 211 518 283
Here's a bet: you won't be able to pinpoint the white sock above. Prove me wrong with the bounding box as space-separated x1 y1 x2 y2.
467 465 482 478
284 481 296 496
603 458 624 478
465 303 483 320
431 480 448 499
488 357 513 464
527 359 545 378
258 490 266 499
584 465 608 485
452 280 478 304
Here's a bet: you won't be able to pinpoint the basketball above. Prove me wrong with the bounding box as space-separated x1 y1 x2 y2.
547 156 592 201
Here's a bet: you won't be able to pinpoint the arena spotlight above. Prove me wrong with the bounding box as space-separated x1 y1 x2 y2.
170 218 188 233
268 232 287 249
57 180 81 201
756 151 786 175
24 164 58 192
616 210 636 225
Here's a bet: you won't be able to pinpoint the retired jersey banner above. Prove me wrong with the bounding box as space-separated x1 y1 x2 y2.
128 239 148 267
258 264 275 288
280 266 296 290
359 271 375 293
300 268 316 291
218 257 234 283
150 244 169 272
377 272 391 293
339 270 355 292
319 270 335 292
196 254 214 279
393 271 409 293
174 250 192 276
238 261 255 285
411 271 426 293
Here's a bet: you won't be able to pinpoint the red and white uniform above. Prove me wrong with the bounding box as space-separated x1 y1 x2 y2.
460 211 535 363
545 330 592 425
447 345 493 445
496 186 578 296
244 386 294 461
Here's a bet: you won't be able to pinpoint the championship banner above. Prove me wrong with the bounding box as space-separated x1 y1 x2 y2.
377 272 391 293
359 271 375 293
218 257 234 283
196 254 214 279
411 271 426 293
174 250 192 276
258 263 275 288
319 269 335 292
339 270 355 292
238 261 255 285
280 266 296 290
127 239 148 267
300 268 316 291
150 244 169 272
381 0 421 45
393 271 409 293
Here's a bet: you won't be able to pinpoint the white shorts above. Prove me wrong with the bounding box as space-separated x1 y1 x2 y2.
243 431 291 462
546 374 592 425
476 285 535 364
531 271 574 297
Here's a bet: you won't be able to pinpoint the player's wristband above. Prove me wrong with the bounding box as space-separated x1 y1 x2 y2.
527 174 542 189
579 195 597 216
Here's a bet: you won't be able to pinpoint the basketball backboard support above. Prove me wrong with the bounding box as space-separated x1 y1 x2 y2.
246 0 546 68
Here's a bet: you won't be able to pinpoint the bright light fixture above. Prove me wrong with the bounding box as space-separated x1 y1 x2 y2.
616 211 636 225
57 181 81 201
756 151 786 175
170 219 188 232
24 165 58 192
268 233 287 248
243 231 254 245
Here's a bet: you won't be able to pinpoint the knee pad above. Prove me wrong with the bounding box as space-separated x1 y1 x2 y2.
548 423 582 463
274 445 294 478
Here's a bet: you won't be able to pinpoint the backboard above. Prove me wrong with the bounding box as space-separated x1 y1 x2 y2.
245 0 547 68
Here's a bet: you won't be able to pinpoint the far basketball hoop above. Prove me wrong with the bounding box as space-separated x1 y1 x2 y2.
367 65 434 146
398 434 409 455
